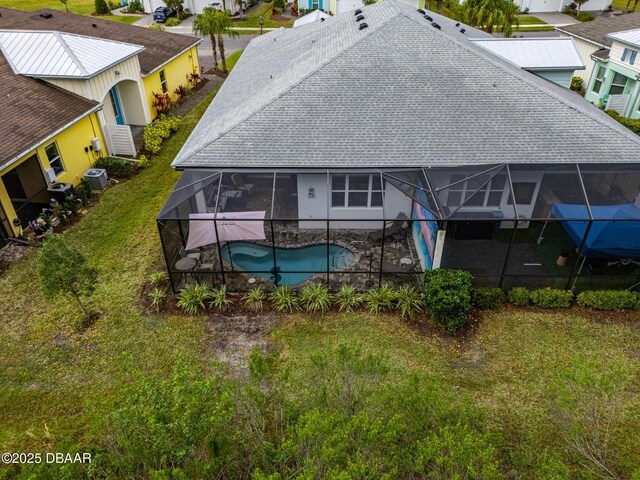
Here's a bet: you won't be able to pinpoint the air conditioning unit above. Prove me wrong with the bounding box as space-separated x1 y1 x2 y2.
45 168 57 183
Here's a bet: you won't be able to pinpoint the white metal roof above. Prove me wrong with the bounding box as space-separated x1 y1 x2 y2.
471 37 585 71
606 28 640 48
0 30 144 78
293 10 331 28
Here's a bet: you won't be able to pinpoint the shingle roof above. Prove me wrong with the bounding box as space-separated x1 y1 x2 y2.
0 7 199 75
557 12 640 48
470 38 584 71
0 53 99 171
0 30 144 78
172 0 640 169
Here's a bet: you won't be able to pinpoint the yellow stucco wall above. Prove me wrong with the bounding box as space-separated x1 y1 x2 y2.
143 46 201 119
0 113 104 236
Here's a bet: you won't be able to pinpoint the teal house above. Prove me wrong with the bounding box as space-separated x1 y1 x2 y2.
585 29 640 118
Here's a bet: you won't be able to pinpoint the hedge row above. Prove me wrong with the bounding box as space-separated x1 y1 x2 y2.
472 286 640 311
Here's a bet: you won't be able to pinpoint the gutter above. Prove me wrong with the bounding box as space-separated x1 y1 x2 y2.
0 104 102 175
141 38 203 77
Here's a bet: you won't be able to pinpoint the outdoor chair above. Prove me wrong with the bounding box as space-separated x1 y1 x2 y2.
231 174 255 196
367 212 409 242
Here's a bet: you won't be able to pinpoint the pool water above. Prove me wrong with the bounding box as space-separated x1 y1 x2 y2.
220 241 355 285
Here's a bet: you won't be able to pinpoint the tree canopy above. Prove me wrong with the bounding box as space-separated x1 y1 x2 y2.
463 0 520 37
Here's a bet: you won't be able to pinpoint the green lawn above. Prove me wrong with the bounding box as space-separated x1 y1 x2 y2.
232 2 293 29
515 25 556 31
516 14 547 24
218 48 244 71
0 0 142 23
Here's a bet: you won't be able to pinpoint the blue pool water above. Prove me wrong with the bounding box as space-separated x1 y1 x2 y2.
220 242 355 285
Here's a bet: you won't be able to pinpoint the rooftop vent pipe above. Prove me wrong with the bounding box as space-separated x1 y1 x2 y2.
356 14 365 21
431 22 441 29
459 28 466 34
417 8 425 13
424 14 432 21
39 13 53 19
354 9 362 14
359 22 368 30
455 22 460 26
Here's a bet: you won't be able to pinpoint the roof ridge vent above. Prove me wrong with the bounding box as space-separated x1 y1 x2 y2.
354 9 362 14
424 14 433 21
39 12 53 19
356 14 365 21
431 22 441 29
358 22 368 30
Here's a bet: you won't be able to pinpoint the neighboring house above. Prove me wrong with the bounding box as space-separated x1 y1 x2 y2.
294 9 331 28
516 0 607 13
0 7 200 243
157 2 640 293
557 12 640 81
143 0 245 16
584 28 640 117
297 0 363 16
471 38 585 88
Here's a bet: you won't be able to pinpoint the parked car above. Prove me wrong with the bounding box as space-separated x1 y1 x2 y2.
153 6 176 22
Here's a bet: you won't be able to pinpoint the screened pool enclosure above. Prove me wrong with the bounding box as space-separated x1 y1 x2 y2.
157 164 640 293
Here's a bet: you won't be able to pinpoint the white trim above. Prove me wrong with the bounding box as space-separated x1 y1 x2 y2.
0 106 102 175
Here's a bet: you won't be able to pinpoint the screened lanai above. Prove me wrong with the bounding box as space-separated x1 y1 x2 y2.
157 164 640 293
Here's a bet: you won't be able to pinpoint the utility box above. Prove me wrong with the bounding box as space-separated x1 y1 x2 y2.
84 169 108 190
47 182 75 202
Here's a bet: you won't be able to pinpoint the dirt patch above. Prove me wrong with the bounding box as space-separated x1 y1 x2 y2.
205 314 278 376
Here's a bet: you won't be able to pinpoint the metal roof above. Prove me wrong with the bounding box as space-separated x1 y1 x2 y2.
171 0 640 169
0 29 144 78
471 37 585 71
606 28 640 48
294 10 331 28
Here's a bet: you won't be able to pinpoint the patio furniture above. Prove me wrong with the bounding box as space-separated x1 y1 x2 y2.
231 174 255 195
367 212 409 242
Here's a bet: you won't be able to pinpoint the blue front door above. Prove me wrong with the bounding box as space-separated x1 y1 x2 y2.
109 86 124 125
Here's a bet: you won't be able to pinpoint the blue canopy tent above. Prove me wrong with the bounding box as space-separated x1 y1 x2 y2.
551 203 640 258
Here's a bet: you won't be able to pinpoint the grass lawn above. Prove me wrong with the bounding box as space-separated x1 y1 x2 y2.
218 48 244 71
232 2 293 29
516 15 547 24
0 86 638 477
515 25 556 31
0 0 142 23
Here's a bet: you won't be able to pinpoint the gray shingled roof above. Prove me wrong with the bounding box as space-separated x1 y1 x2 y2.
172 0 640 169
557 12 640 48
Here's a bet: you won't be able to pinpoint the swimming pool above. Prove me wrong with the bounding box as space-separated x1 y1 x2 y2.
220 242 355 285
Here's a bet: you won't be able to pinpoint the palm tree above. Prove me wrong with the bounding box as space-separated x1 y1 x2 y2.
463 0 519 38
236 0 245 19
211 9 239 73
193 7 220 72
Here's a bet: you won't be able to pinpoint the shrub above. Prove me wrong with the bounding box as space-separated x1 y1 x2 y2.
606 110 640 135
151 91 171 115
176 283 212 314
570 77 584 93
576 11 594 21
209 285 233 311
273 0 285 12
149 271 167 285
165 17 181 26
364 284 398 314
149 287 167 312
74 178 92 206
107 0 119 10
174 84 188 100
147 23 166 31
300 284 331 314
576 290 639 310
508 287 530 307
334 284 362 312
471 287 506 310
243 286 265 311
423 269 472 333
137 155 150 169
94 157 134 179
530 288 573 308
396 285 423 319
144 115 183 153
95 0 110 14
270 285 298 312
127 0 145 12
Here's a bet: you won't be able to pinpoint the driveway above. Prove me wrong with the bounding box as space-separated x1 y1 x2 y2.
530 12 578 26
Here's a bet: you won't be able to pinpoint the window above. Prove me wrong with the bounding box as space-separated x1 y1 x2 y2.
331 174 384 208
446 174 506 208
621 48 637 65
507 182 536 205
159 70 167 92
609 72 628 95
592 66 605 93
45 142 64 176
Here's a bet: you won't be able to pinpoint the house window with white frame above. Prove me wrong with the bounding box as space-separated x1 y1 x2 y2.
609 72 628 95
446 173 505 208
592 66 606 94
160 70 167 92
44 142 65 176
331 174 384 208
621 47 637 65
